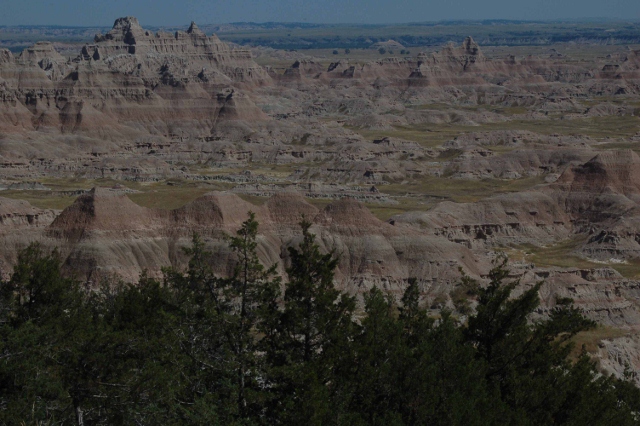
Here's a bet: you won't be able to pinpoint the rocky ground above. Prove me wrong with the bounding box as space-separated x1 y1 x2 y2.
3 16 640 382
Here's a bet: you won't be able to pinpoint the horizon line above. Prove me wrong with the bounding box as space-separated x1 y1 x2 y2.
1 17 639 29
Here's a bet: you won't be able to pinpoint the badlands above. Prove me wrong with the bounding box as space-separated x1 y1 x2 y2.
2 16 640 379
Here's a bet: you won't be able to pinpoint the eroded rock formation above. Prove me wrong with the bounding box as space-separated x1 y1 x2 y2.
4 18 640 381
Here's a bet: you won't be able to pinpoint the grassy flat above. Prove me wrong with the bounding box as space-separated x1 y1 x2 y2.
381 175 546 203
0 190 78 210
351 115 640 150
505 237 640 279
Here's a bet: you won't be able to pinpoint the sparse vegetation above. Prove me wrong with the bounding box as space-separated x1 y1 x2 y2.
127 184 220 210
569 326 629 360
381 175 546 203
505 237 640 279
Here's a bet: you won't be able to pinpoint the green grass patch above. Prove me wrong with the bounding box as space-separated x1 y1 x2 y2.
349 115 640 151
128 187 214 210
304 198 333 211
127 182 232 210
2 178 236 211
365 198 434 221
518 237 599 269
604 260 640 280
0 191 78 210
236 194 270 206
506 237 640 279
407 103 528 116
381 175 545 203
594 141 640 152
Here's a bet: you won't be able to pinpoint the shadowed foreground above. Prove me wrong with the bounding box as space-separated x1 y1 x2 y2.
1 214 639 425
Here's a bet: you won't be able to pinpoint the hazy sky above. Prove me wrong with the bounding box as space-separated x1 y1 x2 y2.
1 0 640 26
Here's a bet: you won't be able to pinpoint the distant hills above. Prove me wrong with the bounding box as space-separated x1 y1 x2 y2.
1 19 640 52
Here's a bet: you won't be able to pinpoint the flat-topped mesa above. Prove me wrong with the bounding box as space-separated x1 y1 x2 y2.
111 16 143 32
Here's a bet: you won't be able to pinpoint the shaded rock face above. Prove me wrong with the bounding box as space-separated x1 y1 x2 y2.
462 36 481 56
558 151 640 215
536 151 640 262
0 197 57 274
445 147 592 180
598 335 640 386
427 36 486 73
522 266 640 330
0 49 13 65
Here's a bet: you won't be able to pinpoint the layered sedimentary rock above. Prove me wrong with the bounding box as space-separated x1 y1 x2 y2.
0 17 269 153
5 183 640 335
555 151 640 218
393 191 572 249
4 18 640 381
537 151 640 262
1 26 639 183
0 197 57 273
0 189 478 300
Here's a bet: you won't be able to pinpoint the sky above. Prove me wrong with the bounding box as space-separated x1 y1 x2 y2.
1 0 639 26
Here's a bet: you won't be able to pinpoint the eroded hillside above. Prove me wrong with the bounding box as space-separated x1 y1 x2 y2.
3 16 640 381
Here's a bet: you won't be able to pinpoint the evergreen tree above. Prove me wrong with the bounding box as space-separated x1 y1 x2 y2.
401 310 501 426
278 219 352 363
399 278 433 347
226 212 281 419
464 256 640 425
2 230 640 425
0 244 94 424
344 287 405 425
264 219 356 424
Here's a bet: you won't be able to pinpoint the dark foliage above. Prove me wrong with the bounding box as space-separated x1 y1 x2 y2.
1 217 639 425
